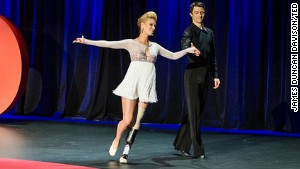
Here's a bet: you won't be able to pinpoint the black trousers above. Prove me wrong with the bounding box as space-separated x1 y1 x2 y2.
173 67 209 157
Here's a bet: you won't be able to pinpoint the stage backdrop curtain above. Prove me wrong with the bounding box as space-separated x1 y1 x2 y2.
0 0 298 132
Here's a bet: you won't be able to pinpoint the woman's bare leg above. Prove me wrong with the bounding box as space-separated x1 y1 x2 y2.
112 97 137 149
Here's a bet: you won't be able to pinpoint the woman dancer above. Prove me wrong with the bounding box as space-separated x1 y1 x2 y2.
73 11 200 163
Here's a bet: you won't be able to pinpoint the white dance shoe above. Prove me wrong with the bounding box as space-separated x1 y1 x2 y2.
119 155 128 164
109 140 118 156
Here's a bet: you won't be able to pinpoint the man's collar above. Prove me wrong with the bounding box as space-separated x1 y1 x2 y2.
191 23 208 33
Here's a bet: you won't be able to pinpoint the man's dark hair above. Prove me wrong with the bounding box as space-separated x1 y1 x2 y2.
190 1 205 13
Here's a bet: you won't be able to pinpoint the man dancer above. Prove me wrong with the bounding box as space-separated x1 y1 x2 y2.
173 1 220 158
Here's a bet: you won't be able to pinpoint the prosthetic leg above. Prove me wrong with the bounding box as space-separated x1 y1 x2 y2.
119 128 138 163
119 107 145 164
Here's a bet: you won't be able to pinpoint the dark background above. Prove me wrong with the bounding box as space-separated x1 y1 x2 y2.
0 0 298 132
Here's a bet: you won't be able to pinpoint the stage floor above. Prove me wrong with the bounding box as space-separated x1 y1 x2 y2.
0 120 299 169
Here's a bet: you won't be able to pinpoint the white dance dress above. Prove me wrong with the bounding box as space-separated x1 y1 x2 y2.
85 39 192 103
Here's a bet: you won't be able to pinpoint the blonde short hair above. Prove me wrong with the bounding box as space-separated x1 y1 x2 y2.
137 11 157 32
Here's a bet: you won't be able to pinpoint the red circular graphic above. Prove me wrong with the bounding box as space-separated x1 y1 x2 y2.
0 16 28 114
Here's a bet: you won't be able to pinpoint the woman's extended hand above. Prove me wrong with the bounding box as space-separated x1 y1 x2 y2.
73 35 85 43
189 43 200 56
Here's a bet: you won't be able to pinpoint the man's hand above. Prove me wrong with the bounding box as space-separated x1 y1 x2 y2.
213 78 220 89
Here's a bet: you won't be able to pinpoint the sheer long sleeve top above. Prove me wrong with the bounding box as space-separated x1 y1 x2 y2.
84 39 192 63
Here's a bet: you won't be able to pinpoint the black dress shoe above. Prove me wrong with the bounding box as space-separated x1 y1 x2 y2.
192 153 206 159
181 150 191 156
200 154 206 159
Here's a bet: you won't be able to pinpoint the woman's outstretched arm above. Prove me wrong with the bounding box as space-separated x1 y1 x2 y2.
73 36 130 50
157 43 200 60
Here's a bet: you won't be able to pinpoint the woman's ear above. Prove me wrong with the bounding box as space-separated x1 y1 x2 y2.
141 23 145 33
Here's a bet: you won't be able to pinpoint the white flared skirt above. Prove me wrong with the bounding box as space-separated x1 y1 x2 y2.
113 61 157 103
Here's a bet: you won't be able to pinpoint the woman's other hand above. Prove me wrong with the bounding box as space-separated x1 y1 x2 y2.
73 35 85 43
189 43 200 56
